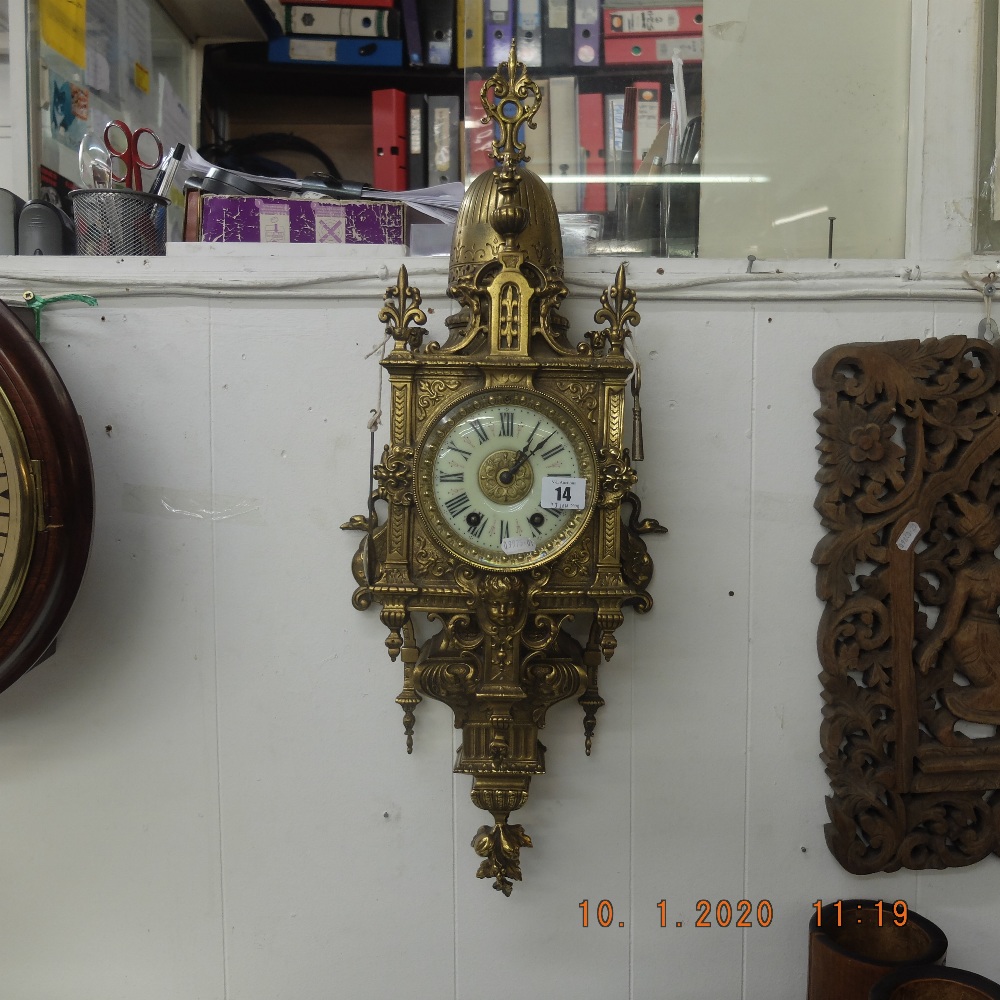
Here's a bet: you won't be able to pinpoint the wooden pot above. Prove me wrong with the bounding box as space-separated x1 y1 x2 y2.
871 964 1000 999
807 899 948 1000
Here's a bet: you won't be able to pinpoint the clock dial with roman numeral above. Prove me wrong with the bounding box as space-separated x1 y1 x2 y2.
414 389 597 569
0 394 36 627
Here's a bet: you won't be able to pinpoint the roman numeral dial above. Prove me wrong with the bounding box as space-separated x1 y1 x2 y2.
0 423 35 631
415 389 597 570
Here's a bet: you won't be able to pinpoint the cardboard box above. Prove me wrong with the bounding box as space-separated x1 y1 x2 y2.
199 195 407 246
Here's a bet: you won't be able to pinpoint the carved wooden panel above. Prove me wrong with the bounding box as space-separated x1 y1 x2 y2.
814 336 1000 874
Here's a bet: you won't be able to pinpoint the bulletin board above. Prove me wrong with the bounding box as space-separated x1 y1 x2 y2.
37 0 194 211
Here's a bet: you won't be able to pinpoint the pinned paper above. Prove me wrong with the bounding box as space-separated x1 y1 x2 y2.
86 52 110 93
48 72 90 152
85 0 119 99
159 74 191 149
123 0 152 94
40 0 87 68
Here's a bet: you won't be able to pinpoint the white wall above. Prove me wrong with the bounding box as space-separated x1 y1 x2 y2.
0 255 996 999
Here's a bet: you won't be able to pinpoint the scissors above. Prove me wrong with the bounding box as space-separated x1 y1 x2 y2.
103 119 163 192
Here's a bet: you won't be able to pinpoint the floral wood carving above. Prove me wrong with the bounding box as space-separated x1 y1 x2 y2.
813 335 1000 875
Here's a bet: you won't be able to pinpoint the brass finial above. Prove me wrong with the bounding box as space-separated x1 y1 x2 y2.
481 41 542 168
586 263 641 356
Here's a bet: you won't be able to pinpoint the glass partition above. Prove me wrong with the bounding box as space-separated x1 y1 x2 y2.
464 0 912 258
194 1 925 258
35 0 193 212
977 0 1000 254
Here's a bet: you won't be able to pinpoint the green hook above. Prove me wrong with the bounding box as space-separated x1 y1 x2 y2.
21 290 98 341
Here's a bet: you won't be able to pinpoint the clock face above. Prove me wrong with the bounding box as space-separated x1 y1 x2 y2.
415 389 597 569
0 392 35 627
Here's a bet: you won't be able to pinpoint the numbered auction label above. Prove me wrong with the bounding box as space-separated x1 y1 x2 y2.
896 520 922 551
541 476 587 510
502 537 536 555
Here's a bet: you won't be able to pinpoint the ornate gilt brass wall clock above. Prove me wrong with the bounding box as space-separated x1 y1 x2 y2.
0 300 93 693
344 46 665 894
814 334 1000 874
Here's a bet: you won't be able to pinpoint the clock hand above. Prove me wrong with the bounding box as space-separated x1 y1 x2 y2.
498 451 528 485
498 430 555 485
523 420 540 451
527 430 555 458
496 421 541 485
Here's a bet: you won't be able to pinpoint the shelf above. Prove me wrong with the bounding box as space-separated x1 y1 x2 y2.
204 41 699 96
158 0 267 42
203 43 466 102
199 37 703 254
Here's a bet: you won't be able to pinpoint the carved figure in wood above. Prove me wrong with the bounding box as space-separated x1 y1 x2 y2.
917 496 1000 724
814 336 1000 874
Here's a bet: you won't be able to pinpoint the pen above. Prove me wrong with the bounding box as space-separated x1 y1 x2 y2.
150 143 185 199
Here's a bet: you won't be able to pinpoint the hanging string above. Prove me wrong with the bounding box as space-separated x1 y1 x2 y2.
962 271 999 342
363 331 390 523
364 330 390 432
21 290 98 341
619 267 644 461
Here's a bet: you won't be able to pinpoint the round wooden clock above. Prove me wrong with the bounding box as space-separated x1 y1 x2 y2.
0 300 93 693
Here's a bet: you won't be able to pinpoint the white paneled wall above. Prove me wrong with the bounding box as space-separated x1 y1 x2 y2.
0 257 996 999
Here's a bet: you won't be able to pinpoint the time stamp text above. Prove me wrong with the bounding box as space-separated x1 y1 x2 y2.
578 899 909 929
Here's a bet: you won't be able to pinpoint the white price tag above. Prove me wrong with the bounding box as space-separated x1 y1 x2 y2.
541 476 587 510
502 537 536 555
896 520 922 551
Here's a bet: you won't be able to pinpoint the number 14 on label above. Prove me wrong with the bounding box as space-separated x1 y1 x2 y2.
541 476 587 510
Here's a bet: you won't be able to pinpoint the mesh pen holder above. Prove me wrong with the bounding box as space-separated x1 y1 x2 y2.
70 188 168 256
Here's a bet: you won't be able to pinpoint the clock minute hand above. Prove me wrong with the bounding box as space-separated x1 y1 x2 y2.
498 429 555 485
503 421 541 477
527 429 555 458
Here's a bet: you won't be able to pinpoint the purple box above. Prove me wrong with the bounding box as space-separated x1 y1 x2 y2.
200 195 407 245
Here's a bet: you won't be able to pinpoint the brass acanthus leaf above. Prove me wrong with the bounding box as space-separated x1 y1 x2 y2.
472 821 532 896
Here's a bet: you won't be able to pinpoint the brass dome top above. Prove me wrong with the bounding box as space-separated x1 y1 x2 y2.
450 165 563 278
449 45 563 282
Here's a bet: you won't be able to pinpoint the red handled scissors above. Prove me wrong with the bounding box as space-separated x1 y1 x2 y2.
103 119 164 192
